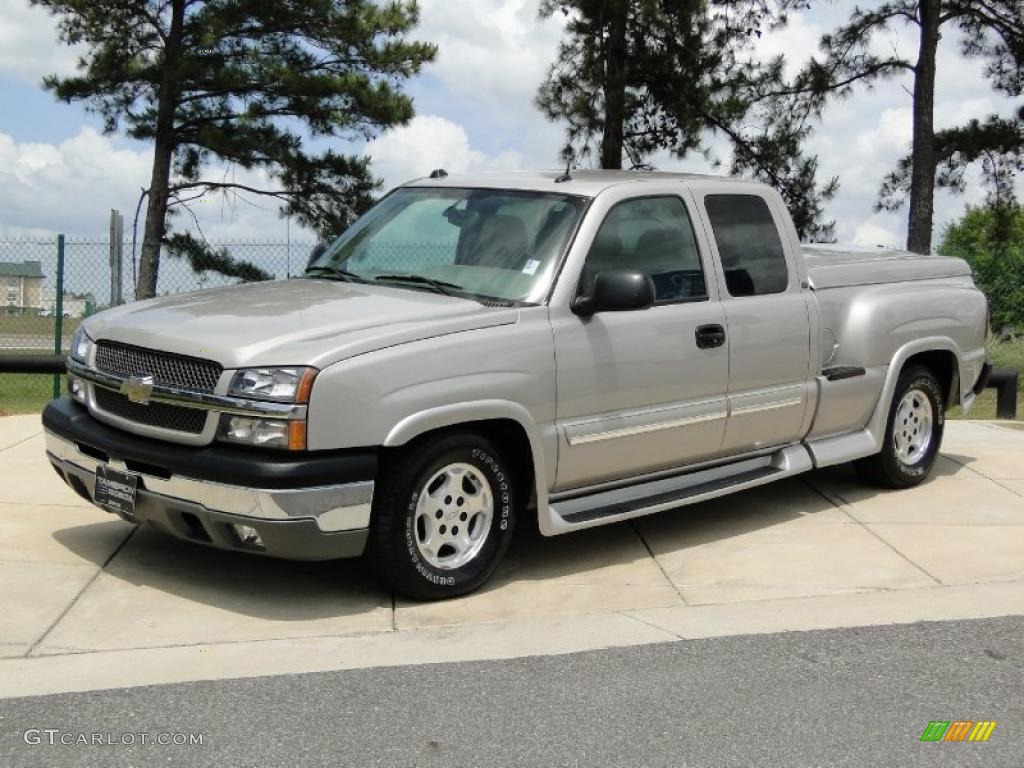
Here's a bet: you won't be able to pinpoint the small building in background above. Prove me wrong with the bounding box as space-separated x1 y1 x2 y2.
1 260 45 314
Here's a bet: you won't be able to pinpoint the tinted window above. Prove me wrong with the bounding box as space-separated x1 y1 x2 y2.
581 196 706 302
704 194 789 296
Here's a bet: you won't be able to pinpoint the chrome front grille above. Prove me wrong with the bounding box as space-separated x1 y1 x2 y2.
90 341 221 437
94 388 208 435
95 341 222 393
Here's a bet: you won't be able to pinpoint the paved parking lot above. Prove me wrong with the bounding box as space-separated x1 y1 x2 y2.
1 414 1022 697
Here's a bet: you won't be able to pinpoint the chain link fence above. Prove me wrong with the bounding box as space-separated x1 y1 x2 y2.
0 236 314 414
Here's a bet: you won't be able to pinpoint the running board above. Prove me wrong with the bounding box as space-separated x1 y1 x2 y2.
542 445 814 535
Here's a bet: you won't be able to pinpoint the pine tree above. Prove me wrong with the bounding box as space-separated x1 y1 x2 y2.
794 1 1023 253
536 0 838 241
879 108 1024 211
35 0 436 298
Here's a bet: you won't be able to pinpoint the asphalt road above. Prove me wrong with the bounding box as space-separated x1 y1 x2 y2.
2 616 1021 768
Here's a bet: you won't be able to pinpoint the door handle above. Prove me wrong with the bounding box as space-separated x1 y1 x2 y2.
695 324 726 349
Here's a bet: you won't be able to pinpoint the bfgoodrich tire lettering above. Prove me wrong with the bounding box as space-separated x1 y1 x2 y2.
855 364 945 489
369 433 517 600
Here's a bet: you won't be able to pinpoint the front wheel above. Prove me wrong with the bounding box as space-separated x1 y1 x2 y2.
855 364 945 488
368 433 517 600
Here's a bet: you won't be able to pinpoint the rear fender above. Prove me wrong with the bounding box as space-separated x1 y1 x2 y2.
867 337 965 452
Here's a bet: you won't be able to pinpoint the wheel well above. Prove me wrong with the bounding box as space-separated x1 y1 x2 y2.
385 419 537 508
903 349 959 409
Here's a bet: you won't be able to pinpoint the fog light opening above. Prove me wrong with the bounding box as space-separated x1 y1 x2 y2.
69 377 86 403
232 524 265 550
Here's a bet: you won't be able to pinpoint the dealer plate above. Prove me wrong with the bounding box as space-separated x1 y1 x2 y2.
94 465 138 516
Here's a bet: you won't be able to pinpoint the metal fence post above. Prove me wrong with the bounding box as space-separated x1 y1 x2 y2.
109 209 124 305
52 234 65 399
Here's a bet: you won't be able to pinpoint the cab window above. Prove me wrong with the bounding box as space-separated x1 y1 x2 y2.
581 196 707 303
704 194 789 296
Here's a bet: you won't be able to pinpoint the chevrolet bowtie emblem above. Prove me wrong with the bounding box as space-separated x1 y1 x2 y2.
120 375 155 404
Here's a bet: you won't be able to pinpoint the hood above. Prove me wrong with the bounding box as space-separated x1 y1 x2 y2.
84 279 519 369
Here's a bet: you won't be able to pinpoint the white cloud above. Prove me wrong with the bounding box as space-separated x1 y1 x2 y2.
752 12 822 77
854 108 912 158
0 128 148 235
0 0 81 83
417 0 564 110
0 117 527 244
851 220 903 248
365 114 525 190
0 127 307 242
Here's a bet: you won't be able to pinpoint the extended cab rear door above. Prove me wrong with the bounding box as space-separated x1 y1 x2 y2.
693 185 815 453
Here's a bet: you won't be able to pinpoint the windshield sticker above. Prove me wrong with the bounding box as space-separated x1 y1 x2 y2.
522 259 541 276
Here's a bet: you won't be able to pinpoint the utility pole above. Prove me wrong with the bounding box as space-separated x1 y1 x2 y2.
109 209 124 305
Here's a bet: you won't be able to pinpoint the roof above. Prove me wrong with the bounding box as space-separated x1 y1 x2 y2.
400 169 756 197
0 260 44 278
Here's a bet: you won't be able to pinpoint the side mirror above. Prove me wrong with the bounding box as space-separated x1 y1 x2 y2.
571 270 655 316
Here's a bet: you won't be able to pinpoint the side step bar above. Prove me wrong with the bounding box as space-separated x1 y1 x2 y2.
543 445 814 535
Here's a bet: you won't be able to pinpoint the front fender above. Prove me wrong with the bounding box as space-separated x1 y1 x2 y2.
305 309 558 524
384 399 554 523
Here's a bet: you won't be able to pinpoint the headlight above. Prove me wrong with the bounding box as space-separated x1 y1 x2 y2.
218 416 306 450
69 326 93 362
221 367 316 450
228 367 317 402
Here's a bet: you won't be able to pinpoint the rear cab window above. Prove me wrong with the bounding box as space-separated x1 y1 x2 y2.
704 194 789 297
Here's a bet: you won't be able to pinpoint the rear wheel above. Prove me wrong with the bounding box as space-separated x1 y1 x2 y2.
368 432 517 600
855 365 945 488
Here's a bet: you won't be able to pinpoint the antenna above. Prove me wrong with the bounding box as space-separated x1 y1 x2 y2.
554 158 573 184
429 168 448 179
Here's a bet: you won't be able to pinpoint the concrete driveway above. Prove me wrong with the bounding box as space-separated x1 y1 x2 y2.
1 414 1022 698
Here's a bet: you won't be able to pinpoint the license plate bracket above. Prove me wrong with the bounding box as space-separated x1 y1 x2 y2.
94 465 138 516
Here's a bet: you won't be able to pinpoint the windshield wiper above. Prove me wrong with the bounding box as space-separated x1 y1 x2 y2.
304 265 366 283
372 274 464 297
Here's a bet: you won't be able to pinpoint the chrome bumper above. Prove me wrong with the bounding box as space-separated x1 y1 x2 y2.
45 430 373 534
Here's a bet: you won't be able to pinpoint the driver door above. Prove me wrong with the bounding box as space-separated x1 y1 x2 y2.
550 192 730 491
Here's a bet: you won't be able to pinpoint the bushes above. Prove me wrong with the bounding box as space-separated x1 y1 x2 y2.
939 204 1024 333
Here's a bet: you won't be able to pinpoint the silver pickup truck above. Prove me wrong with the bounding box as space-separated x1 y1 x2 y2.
43 171 990 599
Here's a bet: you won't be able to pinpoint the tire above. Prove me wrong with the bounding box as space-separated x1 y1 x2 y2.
368 432 517 600
855 364 945 488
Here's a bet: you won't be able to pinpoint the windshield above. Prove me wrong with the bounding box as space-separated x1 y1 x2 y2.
308 187 587 303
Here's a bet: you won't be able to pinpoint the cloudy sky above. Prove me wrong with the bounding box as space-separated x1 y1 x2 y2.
0 0 1018 247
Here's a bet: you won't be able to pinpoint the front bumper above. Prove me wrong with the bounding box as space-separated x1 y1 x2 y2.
43 398 376 560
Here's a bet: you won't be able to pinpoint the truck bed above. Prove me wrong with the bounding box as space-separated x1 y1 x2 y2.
802 244 971 290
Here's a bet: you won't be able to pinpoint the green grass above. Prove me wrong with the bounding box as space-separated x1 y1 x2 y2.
949 390 1002 420
0 315 79 415
986 336 1024 379
0 314 81 349
0 373 60 416
0 314 81 335
948 336 1023 421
